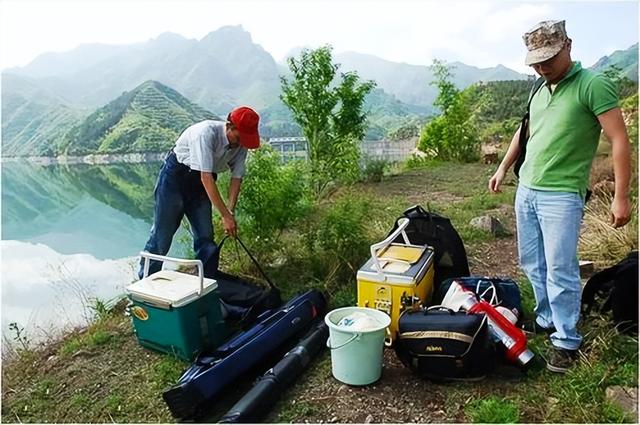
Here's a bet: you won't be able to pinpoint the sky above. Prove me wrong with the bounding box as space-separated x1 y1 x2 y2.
0 0 638 74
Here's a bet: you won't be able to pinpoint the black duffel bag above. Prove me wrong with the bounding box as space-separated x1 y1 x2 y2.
211 236 282 326
435 277 524 323
395 306 494 381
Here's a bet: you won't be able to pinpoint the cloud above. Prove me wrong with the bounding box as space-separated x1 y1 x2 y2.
1 240 136 341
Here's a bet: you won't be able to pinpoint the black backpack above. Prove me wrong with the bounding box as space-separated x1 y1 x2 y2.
581 251 638 334
210 236 282 325
388 205 470 290
514 77 545 178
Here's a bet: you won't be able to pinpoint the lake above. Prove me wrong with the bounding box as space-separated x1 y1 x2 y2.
1 160 192 344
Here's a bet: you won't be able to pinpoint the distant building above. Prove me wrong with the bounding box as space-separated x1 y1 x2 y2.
266 136 418 164
266 137 308 163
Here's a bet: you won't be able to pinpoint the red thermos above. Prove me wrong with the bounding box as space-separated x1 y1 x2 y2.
460 290 534 366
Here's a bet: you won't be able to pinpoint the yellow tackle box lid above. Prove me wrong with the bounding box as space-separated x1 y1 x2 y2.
357 244 434 284
376 243 426 264
126 270 218 308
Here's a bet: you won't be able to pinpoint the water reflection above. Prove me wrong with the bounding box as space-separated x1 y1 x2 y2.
1 160 190 342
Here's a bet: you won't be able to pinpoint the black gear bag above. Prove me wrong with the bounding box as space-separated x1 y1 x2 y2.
395 306 494 381
388 205 470 290
581 251 638 334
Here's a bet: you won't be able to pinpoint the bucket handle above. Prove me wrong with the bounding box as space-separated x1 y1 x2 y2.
384 327 393 347
326 333 359 350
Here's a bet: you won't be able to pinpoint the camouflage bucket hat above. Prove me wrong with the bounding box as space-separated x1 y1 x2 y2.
522 20 567 65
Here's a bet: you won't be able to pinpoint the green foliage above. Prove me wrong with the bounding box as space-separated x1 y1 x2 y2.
431 59 459 113
602 64 638 99
418 60 480 162
62 80 217 155
236 145 313 248
314 197 372 263
280 45 375 194
465 396 520 423
88 298 110 322
403 155 442 170
361 157 389 183
621 93 638 145
150 356 186 388
301 196 376 293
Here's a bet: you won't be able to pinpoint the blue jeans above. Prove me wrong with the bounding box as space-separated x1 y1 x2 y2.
515 185 584 350
138 152 218 279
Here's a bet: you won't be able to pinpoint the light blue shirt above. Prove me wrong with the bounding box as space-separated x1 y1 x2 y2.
173 120 247 178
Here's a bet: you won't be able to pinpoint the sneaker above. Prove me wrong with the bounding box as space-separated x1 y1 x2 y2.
521 320 556 335
546 347 578 373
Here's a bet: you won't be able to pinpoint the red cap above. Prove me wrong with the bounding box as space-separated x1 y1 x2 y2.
229 106 260 149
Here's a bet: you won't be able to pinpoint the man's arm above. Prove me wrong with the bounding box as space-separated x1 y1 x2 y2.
200 172 237 236
488 125 522 193
228 178 242 213
597 107 632 228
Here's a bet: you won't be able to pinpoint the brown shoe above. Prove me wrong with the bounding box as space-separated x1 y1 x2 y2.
546 347 578 373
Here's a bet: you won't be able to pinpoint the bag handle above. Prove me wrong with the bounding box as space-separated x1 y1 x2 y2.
425 305 456 315
218 235 278 290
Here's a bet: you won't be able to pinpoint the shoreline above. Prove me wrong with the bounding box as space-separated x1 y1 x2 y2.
1 152 166 166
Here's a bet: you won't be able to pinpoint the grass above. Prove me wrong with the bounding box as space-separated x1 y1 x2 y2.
579 192 638 267
2 159 637 423
465 396 520 423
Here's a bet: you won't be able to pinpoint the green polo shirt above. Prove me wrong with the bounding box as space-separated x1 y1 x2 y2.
519 62 619 196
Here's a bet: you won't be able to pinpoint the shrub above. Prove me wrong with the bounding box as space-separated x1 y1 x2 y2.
233 146 313 248
361 157 389 183
302 196 376 295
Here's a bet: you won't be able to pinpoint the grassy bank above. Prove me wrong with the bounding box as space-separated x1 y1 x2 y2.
2 160 637 423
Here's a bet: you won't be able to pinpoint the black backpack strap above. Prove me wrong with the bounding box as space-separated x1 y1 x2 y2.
514 77 545 178
220 235 278 290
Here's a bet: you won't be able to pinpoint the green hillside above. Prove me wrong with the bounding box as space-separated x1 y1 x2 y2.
1 74 86 156
591 43 639 81
62 80 219 155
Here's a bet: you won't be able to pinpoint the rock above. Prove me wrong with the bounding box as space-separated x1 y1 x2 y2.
469 215 506 235
605 386 638 419
329 416 338 423
483 152 499 164
364 414 374 423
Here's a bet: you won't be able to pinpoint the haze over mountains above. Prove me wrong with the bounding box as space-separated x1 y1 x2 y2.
2 26 531 113
1 25 637 157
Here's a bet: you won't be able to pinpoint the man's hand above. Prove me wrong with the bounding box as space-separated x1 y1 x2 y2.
610 194 631 228
222 213 237 238
489 167 507 193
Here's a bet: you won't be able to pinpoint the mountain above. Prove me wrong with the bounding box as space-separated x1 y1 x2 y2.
1 73 87 156
329 52 529 109
4 26 281 115
591 43 639 81
62 80 219 155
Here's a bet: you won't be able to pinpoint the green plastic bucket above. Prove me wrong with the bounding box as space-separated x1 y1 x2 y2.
325 306 391 385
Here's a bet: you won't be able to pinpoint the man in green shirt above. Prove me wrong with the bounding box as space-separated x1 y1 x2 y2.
488 20 631 373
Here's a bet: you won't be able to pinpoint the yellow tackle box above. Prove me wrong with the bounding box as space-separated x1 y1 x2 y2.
357 218 435 345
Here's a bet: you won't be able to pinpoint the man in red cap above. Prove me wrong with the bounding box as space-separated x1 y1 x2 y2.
138 106 261 279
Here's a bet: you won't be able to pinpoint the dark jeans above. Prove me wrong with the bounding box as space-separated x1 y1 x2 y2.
138 151 218 279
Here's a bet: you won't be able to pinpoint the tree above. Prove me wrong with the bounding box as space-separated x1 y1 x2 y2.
280 46 375 194
418 59 480 162
602 64 637 99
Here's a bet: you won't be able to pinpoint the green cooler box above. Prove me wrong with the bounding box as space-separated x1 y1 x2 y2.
126 252 227 361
